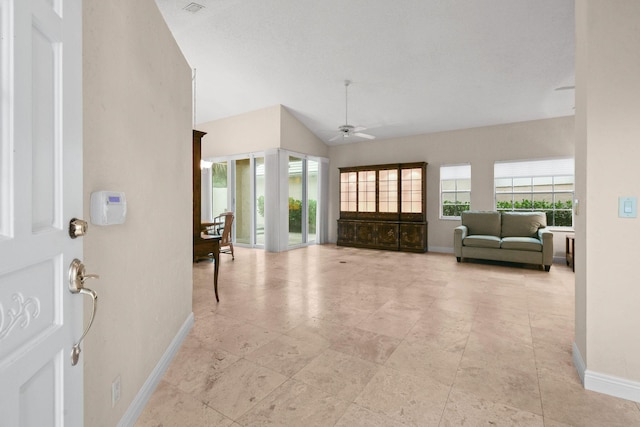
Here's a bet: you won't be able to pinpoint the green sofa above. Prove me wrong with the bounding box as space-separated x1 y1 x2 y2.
454 211 553 271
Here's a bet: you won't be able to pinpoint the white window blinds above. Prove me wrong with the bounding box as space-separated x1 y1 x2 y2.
494 158 574 178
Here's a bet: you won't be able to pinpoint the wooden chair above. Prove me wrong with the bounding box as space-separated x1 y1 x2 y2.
209 212 235 260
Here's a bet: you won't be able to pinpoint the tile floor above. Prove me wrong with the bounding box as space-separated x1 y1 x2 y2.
136 245 640 426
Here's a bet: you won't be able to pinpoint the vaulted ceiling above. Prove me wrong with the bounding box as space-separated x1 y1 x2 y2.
155 0 575 145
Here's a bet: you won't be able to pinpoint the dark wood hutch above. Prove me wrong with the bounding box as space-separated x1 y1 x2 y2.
192 130 220 261
337 162 428 252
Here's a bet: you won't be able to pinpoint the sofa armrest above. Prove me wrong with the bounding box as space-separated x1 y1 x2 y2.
454 225 468 258
538 228 554 269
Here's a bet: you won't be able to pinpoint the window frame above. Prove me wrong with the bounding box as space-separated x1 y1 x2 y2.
440 164 471 220
494 158 574 229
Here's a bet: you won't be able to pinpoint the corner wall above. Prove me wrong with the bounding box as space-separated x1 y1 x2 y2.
280 106 329 158
199 105 281 158
575 0 640 401
328 117 575 255
83 1 193 425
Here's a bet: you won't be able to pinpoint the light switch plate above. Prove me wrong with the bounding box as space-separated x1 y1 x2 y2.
618 197 637 218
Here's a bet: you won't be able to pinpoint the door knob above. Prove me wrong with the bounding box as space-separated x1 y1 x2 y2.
68 259 99 366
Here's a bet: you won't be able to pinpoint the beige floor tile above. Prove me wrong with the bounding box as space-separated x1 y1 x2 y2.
533 338 581 383
236 379 350 426
440 389 544 427
134 381 233 427
136 246 638 427
464 316 538 371
189 313 245 349
163 336 239 394
333 403 406 427
354 366 451 426
539 375 640 426
245 334 328 377
384 339 463 386
431 297 480 317
542 419 575 427
200 358 287 420
293 348 379 401
311 300 375 327
329 326 402 364
453 359 542 415
476 302 532 326
214 322 279 357
285 317 348 347
356 300 424 339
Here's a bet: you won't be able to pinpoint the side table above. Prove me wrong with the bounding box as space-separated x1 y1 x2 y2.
566 234 575 272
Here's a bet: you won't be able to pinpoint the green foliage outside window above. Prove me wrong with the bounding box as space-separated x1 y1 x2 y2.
443 199 573 227
258 196 316 233
496 199 573 227
442 201 471 217
212 163 227 188
288 197 316 233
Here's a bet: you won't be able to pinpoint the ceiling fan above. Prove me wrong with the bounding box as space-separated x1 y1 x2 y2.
329 80 375 142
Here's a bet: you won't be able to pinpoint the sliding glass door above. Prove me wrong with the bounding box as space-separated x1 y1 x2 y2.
288 155 319 247
255 157 265 246
205 150 324 251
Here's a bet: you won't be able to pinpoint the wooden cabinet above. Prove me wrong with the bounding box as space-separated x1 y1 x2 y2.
337 162 428 253
193 130 220 261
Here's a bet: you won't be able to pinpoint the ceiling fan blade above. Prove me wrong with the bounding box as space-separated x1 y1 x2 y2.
353 126 367 132
329 134 343 142
353 132 375 140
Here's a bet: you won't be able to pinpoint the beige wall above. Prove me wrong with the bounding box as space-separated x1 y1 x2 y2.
199 105 281 158
328 116 575 256
83 1 193 425
199 104 329 159
576 0 640 386
280 106 329 158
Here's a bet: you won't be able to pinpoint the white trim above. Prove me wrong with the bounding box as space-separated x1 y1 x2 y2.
572 341 586 384
584 370 640 403
117 312 195 427
573 341 640 403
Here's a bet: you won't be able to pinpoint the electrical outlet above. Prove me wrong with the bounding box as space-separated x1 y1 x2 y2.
111 375 121 408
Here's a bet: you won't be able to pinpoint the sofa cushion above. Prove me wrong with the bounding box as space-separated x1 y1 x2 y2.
501 237 542 252
501 212 546 238
463 235 501 249
461 211 501 236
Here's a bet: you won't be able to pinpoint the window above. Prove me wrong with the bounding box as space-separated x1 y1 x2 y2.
494 158 574 227
440 164 471 218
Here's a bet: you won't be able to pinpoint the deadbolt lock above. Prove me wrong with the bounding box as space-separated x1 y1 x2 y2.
69 218 88 239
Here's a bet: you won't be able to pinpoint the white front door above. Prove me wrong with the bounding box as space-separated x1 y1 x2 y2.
0 0 84 425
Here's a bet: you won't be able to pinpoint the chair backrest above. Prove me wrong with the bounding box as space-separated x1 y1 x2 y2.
217 212 234 245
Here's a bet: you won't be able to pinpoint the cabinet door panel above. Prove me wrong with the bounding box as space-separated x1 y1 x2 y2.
376 223 399 249
337 220 357 244
356 223 375 246
400 223 428 252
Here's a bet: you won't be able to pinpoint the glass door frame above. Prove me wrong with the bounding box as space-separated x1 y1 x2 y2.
204 152 266 249
284 150 321 249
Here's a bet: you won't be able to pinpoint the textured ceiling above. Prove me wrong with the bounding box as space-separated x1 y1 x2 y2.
154 0 575 145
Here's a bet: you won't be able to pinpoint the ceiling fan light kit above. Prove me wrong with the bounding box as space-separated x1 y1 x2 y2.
330 80 376 142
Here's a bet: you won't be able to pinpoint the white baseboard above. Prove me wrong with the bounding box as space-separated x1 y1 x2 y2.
574 341 640 403
585 370 640 403
117 312 195 427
